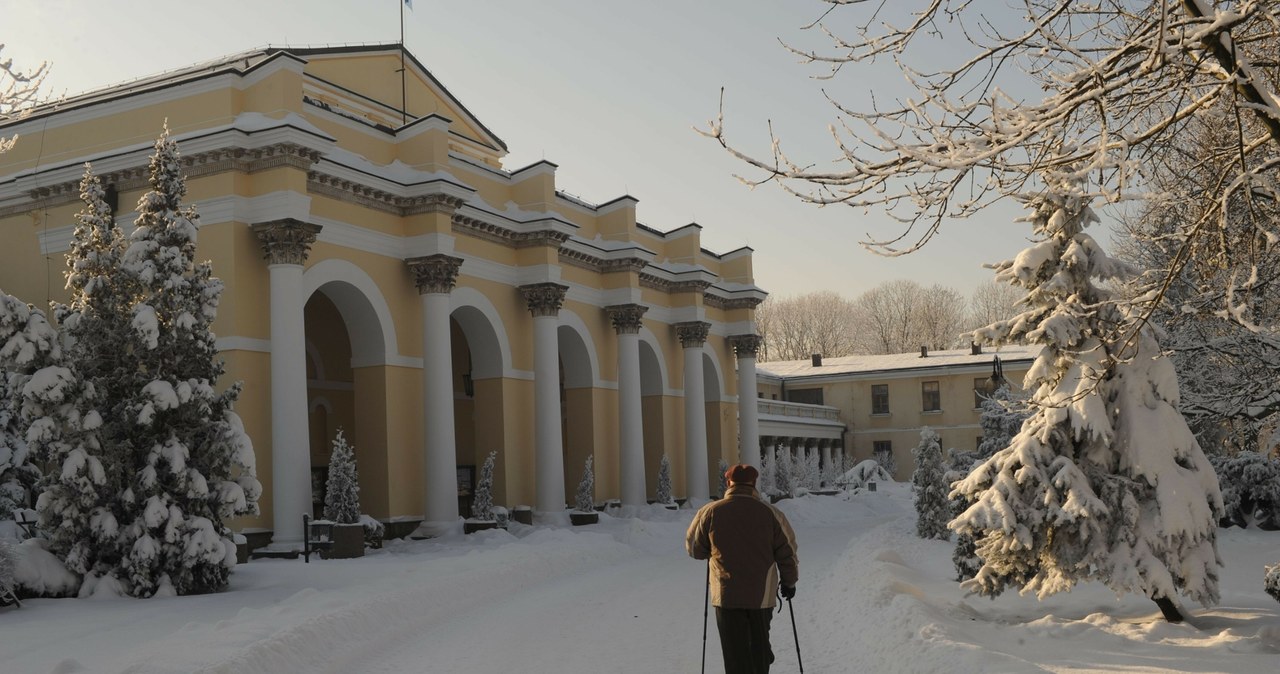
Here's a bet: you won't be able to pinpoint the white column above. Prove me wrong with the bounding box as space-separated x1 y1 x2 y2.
522 283 569 514
729 334 762 469
608 304 648 507
821 440 833 472
408 255 463 534
677 322 711 503
253 220 321 549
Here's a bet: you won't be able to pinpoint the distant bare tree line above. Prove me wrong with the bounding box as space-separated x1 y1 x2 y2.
755 280 1022 362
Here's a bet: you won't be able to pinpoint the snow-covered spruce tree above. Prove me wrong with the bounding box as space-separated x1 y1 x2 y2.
1209 451 1280 530
655 455 674 505
322 429 359 524
954 174 1223 622
471 451 497 521
110 127 261 597
912 427 949 541
574 455 595 514
949 384 1032 579
1 293 111 579
757 446 776 497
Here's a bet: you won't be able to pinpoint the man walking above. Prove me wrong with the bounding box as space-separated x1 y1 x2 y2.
686 464 799 674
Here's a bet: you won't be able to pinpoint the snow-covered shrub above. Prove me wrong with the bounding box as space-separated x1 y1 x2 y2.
803 450 821 491
471 451 497 521
0 537 15 602
323 429 360 524
1266 563 1280 604
873 444 897 478
0 371 39 520
574 455 595 513
954 174 1222 619
838 460 892 489
716 458 728 498
912 428 949 540
655 455 674 505
11 538 77 598
774 448 794 497
1210 451 1280 529
758 448 777 497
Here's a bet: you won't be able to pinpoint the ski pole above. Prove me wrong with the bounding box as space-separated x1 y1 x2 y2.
788 597 804 674
702 561 710 674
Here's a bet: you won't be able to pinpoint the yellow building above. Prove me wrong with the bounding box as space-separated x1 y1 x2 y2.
0 45 768 546
757 345 1036 480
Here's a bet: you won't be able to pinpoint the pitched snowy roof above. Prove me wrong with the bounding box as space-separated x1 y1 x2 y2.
757 344 1039 380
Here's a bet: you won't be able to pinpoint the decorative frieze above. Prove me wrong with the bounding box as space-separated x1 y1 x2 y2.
728 333 764 359
639 273 713 294
519 282 569 318
605 304 648 335
406 254 464 295
452 212 571 250
559 247 649 274
252 219 322 266
3 143 320 218
675 321 711 348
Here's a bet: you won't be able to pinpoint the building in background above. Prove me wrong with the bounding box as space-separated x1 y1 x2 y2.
757 345 1037 479
0 45 766 547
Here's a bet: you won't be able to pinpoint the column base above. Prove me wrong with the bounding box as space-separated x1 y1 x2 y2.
409 519 462 539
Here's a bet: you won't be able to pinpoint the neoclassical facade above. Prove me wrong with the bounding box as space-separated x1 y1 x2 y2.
0 45 766 545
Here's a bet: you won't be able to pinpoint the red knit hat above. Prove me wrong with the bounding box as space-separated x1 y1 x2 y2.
725 464 759 485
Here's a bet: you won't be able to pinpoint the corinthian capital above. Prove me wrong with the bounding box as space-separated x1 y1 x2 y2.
675 321 711 348
605 304 648 335
406 255 464 295
519 282 569 317
727 334 763 359
252 219 322 266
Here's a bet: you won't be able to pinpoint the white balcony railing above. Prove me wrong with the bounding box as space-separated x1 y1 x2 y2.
757 399 842 422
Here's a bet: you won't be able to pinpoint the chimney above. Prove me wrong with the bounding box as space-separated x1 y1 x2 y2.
919 346 928 358
811 354 822 367
971 342 982 355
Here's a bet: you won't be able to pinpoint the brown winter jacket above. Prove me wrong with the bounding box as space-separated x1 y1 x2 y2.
685 484 799 609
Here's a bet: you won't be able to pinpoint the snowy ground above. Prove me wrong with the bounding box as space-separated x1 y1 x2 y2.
3 483 1278 674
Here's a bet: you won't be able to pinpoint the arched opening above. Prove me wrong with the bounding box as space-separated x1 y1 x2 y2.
702 350 728 496
558 321 598 507
450 303 508 513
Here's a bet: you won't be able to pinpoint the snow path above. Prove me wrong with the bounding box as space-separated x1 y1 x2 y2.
360 511 878 673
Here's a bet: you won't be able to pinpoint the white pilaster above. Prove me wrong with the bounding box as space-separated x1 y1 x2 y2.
253 219 321 550
408 254 464 535
677 322 711 502
608 304 648 507
522 283 569 514
729 334 762 469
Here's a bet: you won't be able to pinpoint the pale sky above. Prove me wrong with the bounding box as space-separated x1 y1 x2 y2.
3 0 1035 300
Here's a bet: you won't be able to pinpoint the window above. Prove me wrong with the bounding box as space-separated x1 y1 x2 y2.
788 388 824 405
871 384 889 414
974 378 987 408
922 381 941 412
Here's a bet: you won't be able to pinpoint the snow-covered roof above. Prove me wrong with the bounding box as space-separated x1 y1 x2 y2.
757 344 1039 380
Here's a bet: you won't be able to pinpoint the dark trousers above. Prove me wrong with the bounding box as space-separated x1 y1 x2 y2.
714 606 774 674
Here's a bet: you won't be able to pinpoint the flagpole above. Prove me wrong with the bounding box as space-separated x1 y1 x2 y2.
399 0 407 125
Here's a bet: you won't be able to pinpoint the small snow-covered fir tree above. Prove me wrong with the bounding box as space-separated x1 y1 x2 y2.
911 427 950 540
716 458 728 498
873 444 897 479
574 455 595 513
323 429 359 524
1210 451 1280 529
802 450 821 491
109 127 261 597
954 173 1222 622
471 451 497 521
655 455 674 505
